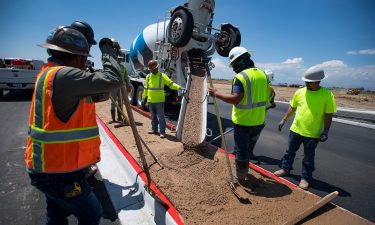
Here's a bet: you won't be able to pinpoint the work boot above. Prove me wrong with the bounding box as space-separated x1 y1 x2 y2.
117 114 122 122
299 179 309 190
235 159 249 180
109 110 116 124
274 169 289 177
160 133 166 138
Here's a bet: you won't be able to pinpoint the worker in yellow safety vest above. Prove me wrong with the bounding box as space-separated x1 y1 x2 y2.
264 69 276 110
274 69 336 190
25 25 123 224
142 60 182 138
208 46 270 185
108 38 130 127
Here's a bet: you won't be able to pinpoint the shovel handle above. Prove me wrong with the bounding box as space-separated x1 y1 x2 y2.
205 64 235 183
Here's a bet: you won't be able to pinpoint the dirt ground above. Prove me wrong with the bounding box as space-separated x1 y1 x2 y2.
96 101 371 225
212 80 375 110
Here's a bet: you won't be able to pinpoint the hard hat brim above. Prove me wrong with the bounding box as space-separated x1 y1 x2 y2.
38 43 92 57
301 77 325 82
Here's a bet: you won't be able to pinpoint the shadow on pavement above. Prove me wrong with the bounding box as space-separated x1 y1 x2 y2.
287 174 351 197
257 155 282 166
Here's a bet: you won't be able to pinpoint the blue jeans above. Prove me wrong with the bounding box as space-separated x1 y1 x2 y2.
280 130 319 180
233 123 264 178
29 169 103 225
149 102 166 134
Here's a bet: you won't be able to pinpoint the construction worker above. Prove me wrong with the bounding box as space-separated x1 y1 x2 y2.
25 26 123 224
142 60 181 138
274 69 336 190
108 38 130 126
71 21 97 48
71 21 97 73
208 46 269 184
265 69 276 110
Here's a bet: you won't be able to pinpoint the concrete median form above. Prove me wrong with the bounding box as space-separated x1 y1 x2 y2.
96 117 183 225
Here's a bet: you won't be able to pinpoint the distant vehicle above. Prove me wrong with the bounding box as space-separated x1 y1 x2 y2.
278 83 288 87
347 88 360 95
0 58 44 97
288 84 301 88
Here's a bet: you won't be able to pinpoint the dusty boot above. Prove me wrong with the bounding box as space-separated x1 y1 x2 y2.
235 160 249 181
299 179 309 190
117 113 122 122
274 169 289 177
109 110 116 124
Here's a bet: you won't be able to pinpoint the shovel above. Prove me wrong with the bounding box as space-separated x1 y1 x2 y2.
205 64 249 201
110 86 169 209
109 96 165 170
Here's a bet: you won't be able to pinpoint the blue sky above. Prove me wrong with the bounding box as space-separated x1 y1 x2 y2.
1 0 374 89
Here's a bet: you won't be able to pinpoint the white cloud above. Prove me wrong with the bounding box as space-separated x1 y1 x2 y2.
210 58 233 79
347 48 375 55
283 58 304 64
210 57 375 90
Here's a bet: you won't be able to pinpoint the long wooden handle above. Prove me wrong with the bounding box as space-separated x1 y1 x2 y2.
283 191 339 225
111 88 152 187
205 64 235 183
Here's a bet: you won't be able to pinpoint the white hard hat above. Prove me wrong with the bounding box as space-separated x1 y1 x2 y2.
264 69 274 82
228 46 250 66
302 69 325 82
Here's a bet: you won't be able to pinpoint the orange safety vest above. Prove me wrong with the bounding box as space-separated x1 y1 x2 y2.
25 65 100 173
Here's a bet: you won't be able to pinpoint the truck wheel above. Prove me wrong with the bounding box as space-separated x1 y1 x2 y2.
128 83 136 105
215 24 241 57
136 86 146 110
168 9 194 47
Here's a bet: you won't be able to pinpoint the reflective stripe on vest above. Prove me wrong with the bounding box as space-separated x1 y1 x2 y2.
29 126 99 143
234 71 266 109
30 67 99 171
147 72 164 90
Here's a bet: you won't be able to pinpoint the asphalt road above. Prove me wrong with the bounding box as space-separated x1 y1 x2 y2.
202 99 375 223
0 90 119 225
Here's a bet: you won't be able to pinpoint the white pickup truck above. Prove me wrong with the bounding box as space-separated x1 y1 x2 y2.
0 58 44 97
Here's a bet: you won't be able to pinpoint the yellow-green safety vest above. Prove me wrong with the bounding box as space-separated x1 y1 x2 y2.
142 72 180 103
232 68 269 126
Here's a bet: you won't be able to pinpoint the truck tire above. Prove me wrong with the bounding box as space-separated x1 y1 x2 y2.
168 9 194 47
128 83 136 105
215 24 241 57
136 86 146 110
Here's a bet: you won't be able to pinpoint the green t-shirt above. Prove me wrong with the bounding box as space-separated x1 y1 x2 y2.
290 87 336 138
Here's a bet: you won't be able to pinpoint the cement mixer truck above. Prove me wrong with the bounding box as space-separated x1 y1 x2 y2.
121 0 241 146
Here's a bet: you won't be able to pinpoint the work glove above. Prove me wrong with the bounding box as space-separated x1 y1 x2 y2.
319 129 329 142
278 119 286 131
99 37 113 49
208 87 217 97
180 87 187 95
141 98 147 107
